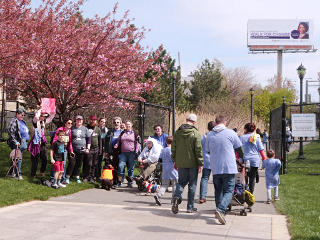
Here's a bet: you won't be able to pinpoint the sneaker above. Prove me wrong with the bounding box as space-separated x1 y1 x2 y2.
187 208 198 213
10 173 16 178
51 183 59 189
58 182 66 188
171 197 179 214
274 197 280 201
65 178 70 184
18 175 23 180
266 200 272 204
154 195 161 206
76 178 81 183
127 183 133 188
116 182 122 188
199 198 206 204
215 210 226 225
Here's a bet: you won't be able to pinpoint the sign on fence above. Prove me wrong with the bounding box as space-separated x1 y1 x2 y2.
291 113 316 137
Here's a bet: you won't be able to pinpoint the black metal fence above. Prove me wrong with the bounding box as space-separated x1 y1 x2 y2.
0 100 171 142
269 99 320 175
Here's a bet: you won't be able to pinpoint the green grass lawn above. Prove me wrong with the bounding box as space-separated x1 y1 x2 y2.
0 141 94 208
274 142 320 240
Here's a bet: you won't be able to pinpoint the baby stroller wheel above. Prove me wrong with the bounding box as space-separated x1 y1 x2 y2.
138 182 145 191
240 210 247 216
248 207 252 212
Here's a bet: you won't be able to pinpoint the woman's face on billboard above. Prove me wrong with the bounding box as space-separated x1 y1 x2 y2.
298 24 306 34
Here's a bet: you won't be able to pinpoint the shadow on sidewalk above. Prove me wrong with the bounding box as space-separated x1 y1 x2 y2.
137 225 269 240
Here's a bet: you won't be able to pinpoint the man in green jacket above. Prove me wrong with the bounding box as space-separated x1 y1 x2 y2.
171 114 203 214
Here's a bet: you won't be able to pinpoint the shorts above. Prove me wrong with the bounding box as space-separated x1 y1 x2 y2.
53 161 64 172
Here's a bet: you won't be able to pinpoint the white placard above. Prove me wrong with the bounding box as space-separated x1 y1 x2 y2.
247 19 313 47
291 114 316 137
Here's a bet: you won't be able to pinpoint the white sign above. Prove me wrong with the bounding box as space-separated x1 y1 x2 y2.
247 19 314 47
291 114 316 137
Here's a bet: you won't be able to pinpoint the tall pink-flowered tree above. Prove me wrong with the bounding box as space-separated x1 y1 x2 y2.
0 0 163 124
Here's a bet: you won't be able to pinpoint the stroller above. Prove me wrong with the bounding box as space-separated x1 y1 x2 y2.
135 161 162 192
227 162 255 216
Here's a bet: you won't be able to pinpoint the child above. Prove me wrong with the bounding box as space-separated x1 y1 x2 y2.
262 149 281 204
50 130 67 189
154 136 178 206
101 160 114 190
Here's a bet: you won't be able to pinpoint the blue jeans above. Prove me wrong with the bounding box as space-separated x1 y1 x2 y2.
173 167 199 210
213 174 235 214
199 168 211 199
118 151 136 179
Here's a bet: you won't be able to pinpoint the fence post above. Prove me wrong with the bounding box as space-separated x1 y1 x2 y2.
281 96 287 174
138 101 144 139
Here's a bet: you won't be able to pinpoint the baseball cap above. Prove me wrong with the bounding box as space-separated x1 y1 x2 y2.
186 113 197 122
75 115 83 120
89 115 98 120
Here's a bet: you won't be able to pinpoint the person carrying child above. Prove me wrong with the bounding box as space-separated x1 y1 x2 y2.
101 160 114 190
262 149 281 204
50 130 67 189
154 136 178 206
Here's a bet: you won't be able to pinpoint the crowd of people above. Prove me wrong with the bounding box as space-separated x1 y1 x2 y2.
6 107 282 225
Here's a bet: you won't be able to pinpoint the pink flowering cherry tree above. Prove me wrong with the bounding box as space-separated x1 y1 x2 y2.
0 0 163 124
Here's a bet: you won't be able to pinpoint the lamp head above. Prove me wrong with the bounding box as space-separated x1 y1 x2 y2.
249 87 254 95
171 66 177 79
297 63 306 79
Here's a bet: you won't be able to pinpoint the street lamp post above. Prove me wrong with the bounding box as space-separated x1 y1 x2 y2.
318 87 320 140
171 66 177 136
297 63 306 160
250 88 254 123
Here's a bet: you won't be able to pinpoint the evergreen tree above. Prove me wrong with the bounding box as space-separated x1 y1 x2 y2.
188 59 224 110
142 46 189 111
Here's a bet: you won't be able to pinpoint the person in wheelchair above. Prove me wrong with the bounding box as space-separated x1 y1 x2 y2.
136 137 162 181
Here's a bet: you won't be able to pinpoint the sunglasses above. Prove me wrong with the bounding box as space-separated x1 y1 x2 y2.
114 121 120 124
67 122 72 125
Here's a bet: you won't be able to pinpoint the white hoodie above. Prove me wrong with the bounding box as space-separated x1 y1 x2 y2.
138 137 163 164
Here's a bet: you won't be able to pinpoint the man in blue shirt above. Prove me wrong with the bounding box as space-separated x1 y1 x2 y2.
206 115 243 225
152 124 168 148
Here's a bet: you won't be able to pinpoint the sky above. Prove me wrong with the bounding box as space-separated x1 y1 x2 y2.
31 0 320 102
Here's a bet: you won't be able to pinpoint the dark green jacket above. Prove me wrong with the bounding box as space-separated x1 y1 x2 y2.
171 124 203 168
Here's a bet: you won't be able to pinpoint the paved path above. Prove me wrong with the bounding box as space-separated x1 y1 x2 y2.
0 171 290 240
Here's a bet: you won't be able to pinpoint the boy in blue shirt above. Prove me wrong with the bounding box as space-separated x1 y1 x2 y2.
154 136 178 206
262 149 281 204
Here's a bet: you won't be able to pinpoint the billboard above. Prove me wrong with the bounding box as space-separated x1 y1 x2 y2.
247 19 314 49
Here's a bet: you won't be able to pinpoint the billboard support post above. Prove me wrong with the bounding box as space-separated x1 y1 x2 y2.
277 50 283 87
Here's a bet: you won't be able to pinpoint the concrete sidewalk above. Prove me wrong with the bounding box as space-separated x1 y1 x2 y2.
0 171 290 240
